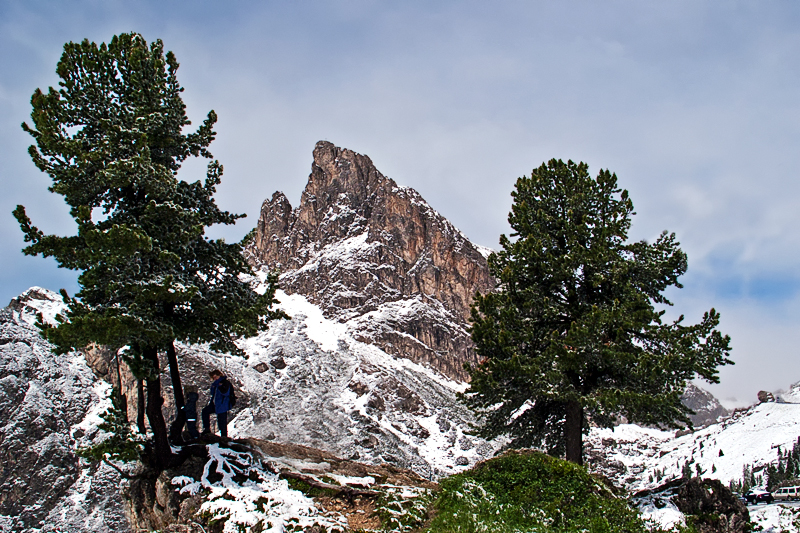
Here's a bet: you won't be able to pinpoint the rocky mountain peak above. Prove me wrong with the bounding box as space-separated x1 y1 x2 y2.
680 383 730 427
246 141 494 380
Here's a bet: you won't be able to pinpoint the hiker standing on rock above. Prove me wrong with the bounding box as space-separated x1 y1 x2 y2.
201 369 234 438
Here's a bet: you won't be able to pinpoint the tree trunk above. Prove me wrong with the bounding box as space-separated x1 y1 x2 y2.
136 378 146 434
142 346 176 469
565 399 583 465
113 349 129 424
166 341 187 444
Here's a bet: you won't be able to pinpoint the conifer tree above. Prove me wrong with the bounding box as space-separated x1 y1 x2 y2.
14 33 284 468
465 159 732 464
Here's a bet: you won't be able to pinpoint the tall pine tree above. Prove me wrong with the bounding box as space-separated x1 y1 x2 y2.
466 159 732 464
14 33 284 468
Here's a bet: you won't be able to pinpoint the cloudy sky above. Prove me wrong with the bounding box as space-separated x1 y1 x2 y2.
2 0 799 406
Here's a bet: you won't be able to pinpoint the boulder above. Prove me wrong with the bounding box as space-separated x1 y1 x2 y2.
634 477 749 533
757 390 775 403
673 477 749 533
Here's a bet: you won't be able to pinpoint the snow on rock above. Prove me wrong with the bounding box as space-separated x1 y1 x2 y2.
634 493 686 531
6 286 68 327
125 438 438 533
244 141 494 381
0 299 130 532
585 424 676 487
681 382 731 427
195 444 348 533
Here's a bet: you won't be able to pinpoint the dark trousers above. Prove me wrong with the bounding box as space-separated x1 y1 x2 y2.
201 404 228 437
185 417 200 439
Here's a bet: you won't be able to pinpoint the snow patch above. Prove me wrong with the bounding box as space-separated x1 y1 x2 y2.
195 444 347 533
749 504 800 532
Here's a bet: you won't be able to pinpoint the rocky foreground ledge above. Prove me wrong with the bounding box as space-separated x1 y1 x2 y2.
125 437 436 532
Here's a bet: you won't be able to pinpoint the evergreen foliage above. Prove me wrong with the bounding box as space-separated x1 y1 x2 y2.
766 437 800 490
14 33 284 468
78 390 144 464
465 160 733 464
729 464 764 494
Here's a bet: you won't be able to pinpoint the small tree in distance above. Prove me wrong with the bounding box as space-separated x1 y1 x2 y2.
465 159 732 465
14 33 285 468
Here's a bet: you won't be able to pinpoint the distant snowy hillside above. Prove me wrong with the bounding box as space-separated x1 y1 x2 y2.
586 402 800 492
776 380 800 403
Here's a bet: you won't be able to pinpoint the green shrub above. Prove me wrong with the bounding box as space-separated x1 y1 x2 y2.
427 450 651 533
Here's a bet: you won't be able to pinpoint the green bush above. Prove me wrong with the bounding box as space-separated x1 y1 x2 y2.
427 450 651 533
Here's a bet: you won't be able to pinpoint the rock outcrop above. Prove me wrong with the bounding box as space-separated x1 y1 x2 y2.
633 477 749 533
245 141 494 380
757 390 775 403
673 477 749 533
125 437 436 533
0 288 130 532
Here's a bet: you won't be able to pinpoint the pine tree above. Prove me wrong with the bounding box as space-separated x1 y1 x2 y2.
14 33 284 468
465 159 733 464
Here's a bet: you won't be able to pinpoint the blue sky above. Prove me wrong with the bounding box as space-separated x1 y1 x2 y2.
2 0 799 406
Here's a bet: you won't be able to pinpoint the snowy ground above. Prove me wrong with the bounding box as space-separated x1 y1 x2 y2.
749 504 800 532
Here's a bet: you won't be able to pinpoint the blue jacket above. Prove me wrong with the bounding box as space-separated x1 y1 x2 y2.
209 376 232 414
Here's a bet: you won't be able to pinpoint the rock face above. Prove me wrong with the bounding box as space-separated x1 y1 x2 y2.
681 383 730 427
245 141 494 380
174 289 497 480
0 288 130 532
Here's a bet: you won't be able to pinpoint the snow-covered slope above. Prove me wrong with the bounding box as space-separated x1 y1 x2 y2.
586 402 800 492
776 380 800 403
163 285 499 481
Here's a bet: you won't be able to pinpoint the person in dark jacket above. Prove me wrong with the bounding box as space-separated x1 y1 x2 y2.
201 369 232 438
183 385 200 439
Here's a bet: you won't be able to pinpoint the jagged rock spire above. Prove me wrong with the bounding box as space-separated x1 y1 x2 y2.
246 141 494 379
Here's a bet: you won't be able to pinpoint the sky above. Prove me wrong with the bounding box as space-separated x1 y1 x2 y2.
1 0 799 407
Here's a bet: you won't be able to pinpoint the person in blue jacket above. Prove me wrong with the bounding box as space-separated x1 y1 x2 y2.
183 385 200 439
201 369 233 438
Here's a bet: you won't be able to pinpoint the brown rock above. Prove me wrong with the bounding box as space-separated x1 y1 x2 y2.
757 390 775 403
245 141 494 380
270 356 287 369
